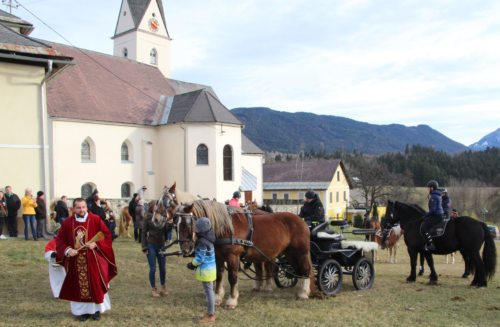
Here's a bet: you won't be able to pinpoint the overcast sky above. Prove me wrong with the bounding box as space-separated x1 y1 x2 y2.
10 0 500 146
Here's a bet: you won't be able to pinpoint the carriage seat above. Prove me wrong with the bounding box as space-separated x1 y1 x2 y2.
316 231 346 241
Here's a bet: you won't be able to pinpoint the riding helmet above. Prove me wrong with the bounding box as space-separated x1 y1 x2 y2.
426 180 439 189
233 191 241 199
305 190 316 199
196 217 212 233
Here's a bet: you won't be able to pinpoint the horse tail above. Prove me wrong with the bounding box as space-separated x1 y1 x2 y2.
481 222 497 280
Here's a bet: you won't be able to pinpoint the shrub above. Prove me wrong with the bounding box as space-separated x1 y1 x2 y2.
353 214 364 228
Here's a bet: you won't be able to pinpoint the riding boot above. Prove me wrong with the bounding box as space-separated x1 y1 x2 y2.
424 233 435 252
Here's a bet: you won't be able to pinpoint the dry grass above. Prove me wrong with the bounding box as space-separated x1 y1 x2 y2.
0 237 498 327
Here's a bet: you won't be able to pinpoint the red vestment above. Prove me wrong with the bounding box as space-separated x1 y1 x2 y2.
55 212 117 303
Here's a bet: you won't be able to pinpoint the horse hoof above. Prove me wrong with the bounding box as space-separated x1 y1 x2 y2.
406 277 416 283
418 271 424 276
427 280 438 286
462 273 470 278
226 305 236 310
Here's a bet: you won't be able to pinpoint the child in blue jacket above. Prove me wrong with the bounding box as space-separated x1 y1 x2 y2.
187 217 216 323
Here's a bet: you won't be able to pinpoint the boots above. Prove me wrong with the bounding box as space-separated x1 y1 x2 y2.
198 313 216 324
151 288 161 298
159 285 168 296
424 233 435 252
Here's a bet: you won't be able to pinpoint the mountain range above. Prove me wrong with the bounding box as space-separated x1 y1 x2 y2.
232 107 469 154
469 128 500 151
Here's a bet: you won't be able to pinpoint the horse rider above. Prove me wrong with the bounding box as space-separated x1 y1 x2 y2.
441 188 452 219
299 190 325 228
228 191 241 207
422 180 444 251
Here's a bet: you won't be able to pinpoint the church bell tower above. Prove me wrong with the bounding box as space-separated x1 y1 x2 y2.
112 0 172 77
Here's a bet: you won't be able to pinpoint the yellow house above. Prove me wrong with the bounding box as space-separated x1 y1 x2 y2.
263 159 351 220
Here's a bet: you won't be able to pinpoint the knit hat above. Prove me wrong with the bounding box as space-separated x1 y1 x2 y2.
37 191 44 197
305 190 316 199
196 217 212 233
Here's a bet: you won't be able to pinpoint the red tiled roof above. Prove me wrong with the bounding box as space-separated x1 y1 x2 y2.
47 42 208 125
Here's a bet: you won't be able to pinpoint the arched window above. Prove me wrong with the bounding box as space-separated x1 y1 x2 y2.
197 144 208 165
150 48 157 65
223 145 233 181
121 142 129 161
123 47 128 58
121 182 133 198
81 137 95 162
81 182 96 199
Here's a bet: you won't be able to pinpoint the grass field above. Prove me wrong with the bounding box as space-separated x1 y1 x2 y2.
0 236 498 327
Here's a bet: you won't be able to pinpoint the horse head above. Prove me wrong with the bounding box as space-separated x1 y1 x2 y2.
385 200 398 227
172 203 196 256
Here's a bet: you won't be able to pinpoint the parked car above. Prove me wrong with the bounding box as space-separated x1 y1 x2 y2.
487 225 499 240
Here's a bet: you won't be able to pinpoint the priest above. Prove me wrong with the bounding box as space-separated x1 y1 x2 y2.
55 198 117 321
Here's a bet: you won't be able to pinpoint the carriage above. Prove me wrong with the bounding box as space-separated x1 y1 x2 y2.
273 220 378 295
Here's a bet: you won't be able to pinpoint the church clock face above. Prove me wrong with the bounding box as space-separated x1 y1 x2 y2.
148 18 159 32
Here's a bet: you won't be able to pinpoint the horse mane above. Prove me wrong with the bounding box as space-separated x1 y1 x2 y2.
191 200 234 237
395 201 426 215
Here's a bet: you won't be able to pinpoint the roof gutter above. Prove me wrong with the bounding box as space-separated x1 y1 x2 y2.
0 52 73 66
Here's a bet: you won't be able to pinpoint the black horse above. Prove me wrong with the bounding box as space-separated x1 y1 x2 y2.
385 200 496 287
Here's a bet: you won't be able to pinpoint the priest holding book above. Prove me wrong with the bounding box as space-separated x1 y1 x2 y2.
55 197 117 321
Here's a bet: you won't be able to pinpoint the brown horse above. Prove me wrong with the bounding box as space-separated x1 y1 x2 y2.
118 206 133 238
170 199 313 309
374 225 403 263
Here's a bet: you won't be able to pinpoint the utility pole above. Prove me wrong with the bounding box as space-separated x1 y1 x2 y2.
2 0 18 14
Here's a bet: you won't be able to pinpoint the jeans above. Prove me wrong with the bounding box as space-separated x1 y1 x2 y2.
202 282 215 315
36 219 45 238
146 243 166 288
23 215 36 240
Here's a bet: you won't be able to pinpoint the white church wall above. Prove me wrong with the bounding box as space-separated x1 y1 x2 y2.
241 153 263 204
136 0 171 77
50 120 157 200
213 124 242 202
113 31 137 60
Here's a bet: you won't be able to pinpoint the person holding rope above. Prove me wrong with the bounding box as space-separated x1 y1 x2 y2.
142 201 169 298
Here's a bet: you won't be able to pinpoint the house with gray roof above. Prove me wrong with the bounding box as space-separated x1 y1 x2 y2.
263 159 351 219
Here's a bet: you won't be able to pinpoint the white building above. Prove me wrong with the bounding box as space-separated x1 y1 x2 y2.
0 0 264 208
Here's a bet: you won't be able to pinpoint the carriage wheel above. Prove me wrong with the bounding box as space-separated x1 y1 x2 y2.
352 257 375 290
273 264 298 289
318 259 343 295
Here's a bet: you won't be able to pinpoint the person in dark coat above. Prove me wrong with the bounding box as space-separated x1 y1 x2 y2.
299 190 325 228
35 191 47 239
54 196 69 223
86 189 106 221
128 193 139 241
4 185 21 237
422 180 444 251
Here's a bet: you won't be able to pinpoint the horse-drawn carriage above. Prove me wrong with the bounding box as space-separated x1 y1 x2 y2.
274 220 378 295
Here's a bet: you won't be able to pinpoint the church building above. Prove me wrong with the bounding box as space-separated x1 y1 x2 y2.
0 0 263 206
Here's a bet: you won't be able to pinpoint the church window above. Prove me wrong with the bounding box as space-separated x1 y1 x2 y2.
150 48 158 65
123 47 128 58
223 145 233 181
81 137 95 162
81 182 96 199
121 182 133 198
121 142 129 161
197 144 208 165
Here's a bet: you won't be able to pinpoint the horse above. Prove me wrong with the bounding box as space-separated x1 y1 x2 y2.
385 200 496 287
374 224 402 263
118 206 133 238
170 199 313 309
167 182 200 204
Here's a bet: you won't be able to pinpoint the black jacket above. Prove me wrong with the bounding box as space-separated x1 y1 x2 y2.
5 193 20 216
35 198 47 220
299 196 325 225
55 200 69 222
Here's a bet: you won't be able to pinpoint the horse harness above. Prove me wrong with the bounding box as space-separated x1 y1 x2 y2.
214 210 255 260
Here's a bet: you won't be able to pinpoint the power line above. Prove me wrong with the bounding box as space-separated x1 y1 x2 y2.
14 0 165 108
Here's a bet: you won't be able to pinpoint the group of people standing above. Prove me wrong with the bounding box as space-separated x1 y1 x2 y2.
0 186 49 241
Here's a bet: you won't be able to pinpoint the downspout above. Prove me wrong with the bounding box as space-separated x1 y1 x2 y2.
41 60 53 233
